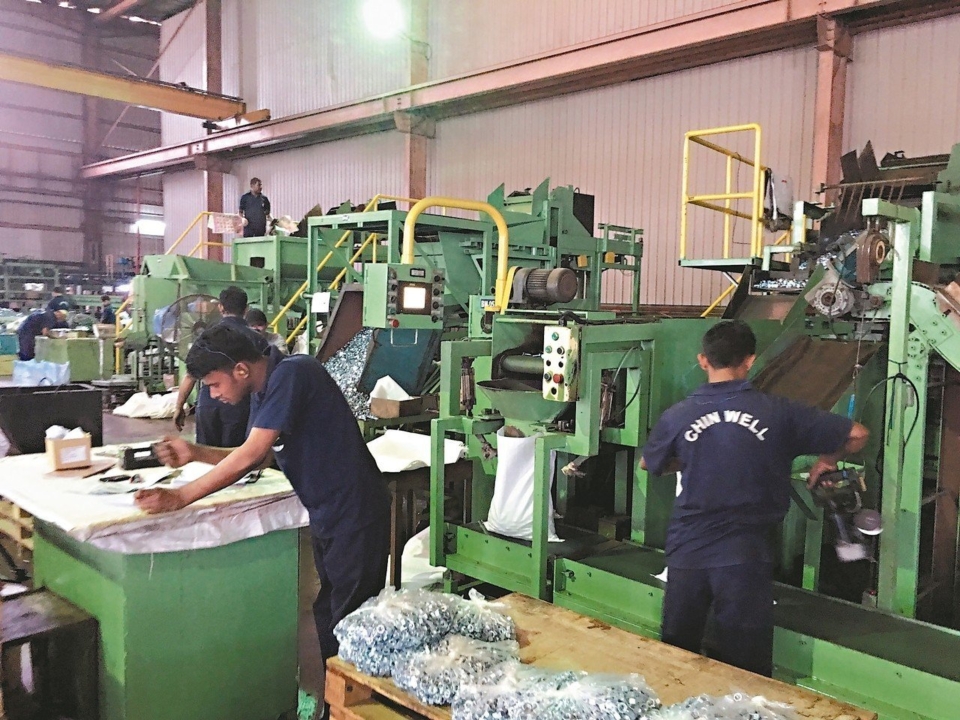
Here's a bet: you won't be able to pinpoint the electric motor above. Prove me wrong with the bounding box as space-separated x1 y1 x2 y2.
513 268 578 305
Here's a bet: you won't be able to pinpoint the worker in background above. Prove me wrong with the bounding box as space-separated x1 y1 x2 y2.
98 295 116 326
173 286 268 446
136 325 389 713
17 301 69 360
46 286 73 327
239 177 271 238
245 308 289 356
640 320 869 677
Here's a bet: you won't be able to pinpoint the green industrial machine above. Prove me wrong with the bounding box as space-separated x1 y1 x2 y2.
307 180 642 399
426 143 960 719
231 233 310 336
119 254 275 390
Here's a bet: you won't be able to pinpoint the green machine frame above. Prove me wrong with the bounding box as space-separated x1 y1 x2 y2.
428 152 960 719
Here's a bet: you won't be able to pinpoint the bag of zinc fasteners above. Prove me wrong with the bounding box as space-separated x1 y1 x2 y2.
392 635 520 705
334 588 459 676
657 692 796 720
453 663 661 720
452 589 517 642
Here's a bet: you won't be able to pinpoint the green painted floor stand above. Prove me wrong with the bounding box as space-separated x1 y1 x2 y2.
33 520 299 720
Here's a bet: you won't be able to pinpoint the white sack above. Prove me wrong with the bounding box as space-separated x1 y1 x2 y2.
113 390 178 419
483 428 560 542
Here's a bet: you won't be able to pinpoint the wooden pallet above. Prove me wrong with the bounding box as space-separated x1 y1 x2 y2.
0 499 33 560
326 660 442 720
325 594 875 720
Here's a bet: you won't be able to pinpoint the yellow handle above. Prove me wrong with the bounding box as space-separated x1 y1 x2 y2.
402 197 510 311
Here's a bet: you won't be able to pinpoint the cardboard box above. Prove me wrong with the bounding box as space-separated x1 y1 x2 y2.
46 434 93 471
370 394 438 419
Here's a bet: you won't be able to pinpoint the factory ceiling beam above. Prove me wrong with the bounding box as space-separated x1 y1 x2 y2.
95 0 145 24
80 0 960 180
0 52 245 121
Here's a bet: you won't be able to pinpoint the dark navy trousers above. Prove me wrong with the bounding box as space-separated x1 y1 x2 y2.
310 517 390 660
661 563 775 676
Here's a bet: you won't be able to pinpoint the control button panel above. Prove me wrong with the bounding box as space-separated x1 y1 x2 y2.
542 325 579 401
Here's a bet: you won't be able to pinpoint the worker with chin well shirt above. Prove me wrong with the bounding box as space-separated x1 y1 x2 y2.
641 320 868 676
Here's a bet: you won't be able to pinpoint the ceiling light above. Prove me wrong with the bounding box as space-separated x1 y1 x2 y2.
362 0 405 39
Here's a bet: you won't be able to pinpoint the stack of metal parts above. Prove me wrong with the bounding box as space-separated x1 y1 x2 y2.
335 588 457 676
322 328 374 419
452 665 661 720
656 692 794 720
392 636 520 705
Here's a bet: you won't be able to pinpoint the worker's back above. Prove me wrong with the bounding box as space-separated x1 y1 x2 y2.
644 379 851 567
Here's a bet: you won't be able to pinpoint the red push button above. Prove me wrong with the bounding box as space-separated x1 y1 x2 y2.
552 373 564 384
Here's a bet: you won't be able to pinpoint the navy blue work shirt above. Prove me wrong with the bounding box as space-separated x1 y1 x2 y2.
239 192 270 237
249 354 389 538
100 305 116 325
17 310 57 360
642 380 853 569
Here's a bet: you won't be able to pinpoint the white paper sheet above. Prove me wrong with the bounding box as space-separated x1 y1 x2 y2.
366 429 464 474
0 451 307 554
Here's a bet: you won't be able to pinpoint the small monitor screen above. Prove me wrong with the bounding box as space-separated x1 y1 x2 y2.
401 285 428 311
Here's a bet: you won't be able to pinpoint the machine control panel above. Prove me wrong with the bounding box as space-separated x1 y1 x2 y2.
364 263 445 330
542 325 580 401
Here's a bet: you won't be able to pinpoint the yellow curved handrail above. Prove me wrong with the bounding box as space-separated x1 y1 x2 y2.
402 197 510 312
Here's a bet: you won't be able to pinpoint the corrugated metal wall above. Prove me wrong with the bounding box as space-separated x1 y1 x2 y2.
219 0 408 118
160 3 207 145
845 15 960 158
163 129 406 250
428 0 739 80
429 48 817 306
227 132 407 220
162 171 207 252
0 0 161 268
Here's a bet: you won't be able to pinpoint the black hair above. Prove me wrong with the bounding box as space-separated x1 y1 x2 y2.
250 177 261 186
219 286 248 316
101 295 111 302
245 308 268 326
52 286 63 294
701 320 757 369
185 325 262 380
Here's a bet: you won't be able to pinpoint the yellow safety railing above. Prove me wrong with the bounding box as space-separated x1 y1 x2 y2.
402 197 511 312
699 231 793 317
165 211 236 259
282 233 381 344
270 194 419 340
680 123 766 262
700 279 738 318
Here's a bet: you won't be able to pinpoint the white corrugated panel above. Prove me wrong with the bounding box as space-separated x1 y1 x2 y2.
160 5 207 145
845 15 960 157
429 0 739 80
162 171 206 251
227 132 407 222
2 0 82 64
429 47 816 307
221 0 408 118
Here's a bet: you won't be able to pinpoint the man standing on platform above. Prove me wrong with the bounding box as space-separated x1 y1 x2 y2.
240 178 271 238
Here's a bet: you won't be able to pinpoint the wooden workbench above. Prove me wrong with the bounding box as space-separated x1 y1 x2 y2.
326 593 876 720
